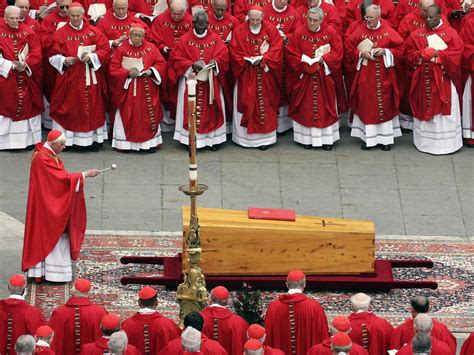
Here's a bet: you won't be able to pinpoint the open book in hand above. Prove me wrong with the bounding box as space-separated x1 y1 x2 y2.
196 62 216 82
357 38 374 66
87 3 107 22
140 0 168 21
427 34 448 50
121 57 145 74
18 43 29 63
77 45 97 59
244 55 263 65
314 43 331 58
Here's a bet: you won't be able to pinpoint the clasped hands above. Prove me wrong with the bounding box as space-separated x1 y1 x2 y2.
129 67 152 78
192 59 215 73
360 48 386 60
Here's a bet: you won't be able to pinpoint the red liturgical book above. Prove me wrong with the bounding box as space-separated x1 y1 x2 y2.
248 207 296 221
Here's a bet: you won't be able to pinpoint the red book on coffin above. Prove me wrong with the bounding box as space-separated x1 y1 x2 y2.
248 207 296 222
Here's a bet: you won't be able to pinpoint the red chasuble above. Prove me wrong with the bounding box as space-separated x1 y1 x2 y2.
286 23 343 129
157 333 228 355
345 22 404 124
396 336 453 355
395 0 446 27
461 332 474 355
49 22 110 132
346 0 396 28
263 345 285 354
109 39 167 142
390 317 457 353
234 0 272 23
168 30 229 133
230 21 283 134
96 12 149 41
0 22 43 121
21 16 40 32
0 298 46 354
200 306 249 355
81 336 140 354
307 336 369 354
405 22 463 120
460 17 474 132
38 10 69 100
296 3 343 33
21 143 86 271
35 346 55 354
49 297 108 355
121 312 181 354
347 312 393 355
78 0 113 16
264 293 329 355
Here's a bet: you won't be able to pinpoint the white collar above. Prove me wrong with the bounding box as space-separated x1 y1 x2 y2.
311 25 321 32
8 294 25 300
44 142 57 155
367 20 381 30
210 303 226 308
193 29 208 38
288 288 303 294
250 24 262 34
272 1 287 12
213 13 224 20
138 308 156 314
113 12 127 19
36 340 50 347
432 19 443 29
70 21 84 30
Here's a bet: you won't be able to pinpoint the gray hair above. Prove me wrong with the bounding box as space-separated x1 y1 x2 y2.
307 6 324 19
414 314 433 334
245 350 264 355
108 331 128 353
412 333 432 354
15 335 36 354
286 279 306 291
181 327 201 352
4 5 21 16
350 293 371 311
112 0 128 6
365 4 381 16
193 10 208 21
170 0 187 11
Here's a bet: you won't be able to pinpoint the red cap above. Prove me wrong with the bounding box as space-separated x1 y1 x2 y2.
36 325 54 337
47 130 64 143
74 278 91 293
287 269 305 281
331 316 351 332
138 286 157 300
101 314 120 330
244 339 262 351
247 324 265 339
69 1 84 8
211 286 229 300
249 5 264 12
332 332 352 347
9 274 26 288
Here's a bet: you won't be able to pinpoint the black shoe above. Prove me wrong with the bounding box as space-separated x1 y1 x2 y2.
87 143 99 152
361 143 369 150
258 145 269 151
322 145 333 151
379 144 391 151
25 145 35 151
147 147 157 153
303 144 313 149
209 145 219 152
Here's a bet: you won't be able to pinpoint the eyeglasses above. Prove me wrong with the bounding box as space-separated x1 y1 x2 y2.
59 5 69 9
364 16 376 20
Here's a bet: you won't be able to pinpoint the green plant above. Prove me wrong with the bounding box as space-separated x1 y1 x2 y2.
232 283 264 325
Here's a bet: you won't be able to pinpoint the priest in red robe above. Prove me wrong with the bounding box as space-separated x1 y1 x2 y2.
395 314 453 355
109 22 167 152
347 293 393 355
286 7 343 150
49 279 108 355
81 314 140 354
34 325 56 355
229 6 283 150
345 0 396 28
22 130 100 282
200 286 249 355
405 4 464 155
264 0 299 134
16 0 40 31
460 16 474 146
149 0 192 129
169 10 229 150
48 1 110 151
264 270 329 355
158 312 227 355
122 286 181 354
295 0 343 33
0 5 43 150
395 0 446 27
345 4 404 151
390 296 456 353
0 275 46 354
307 316 369 355
246 324 284 354
234 0 271 23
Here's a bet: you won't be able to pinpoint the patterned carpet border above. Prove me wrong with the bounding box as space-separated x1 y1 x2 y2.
27 233 474 333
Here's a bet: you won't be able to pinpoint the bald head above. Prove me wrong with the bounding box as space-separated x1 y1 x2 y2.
113 0 128 18
212 0 227 18
420 0 435 18
170 0 187 11
4 5 21 16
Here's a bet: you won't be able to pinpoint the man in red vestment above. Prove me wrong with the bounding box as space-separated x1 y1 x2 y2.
0 275 46 354
158 311 227 355
460 16 474 146
0 5 43 151
48 2 110 151
109 22 167 152
16 0 40 31
405 4 463 154
395 0 446 27
234 0 271 22
246 324 284 354
22 131 99 282
122 286 181 354
296 0 342 33
347 293 393 355
149 0 192 128
345 0 396 28
169 10 229 149
395 315 453 355
107 331 138 355
81 314 140 354
286 7 343 150
307 315 368 355
49 279 108 354
230 6 283 149
264 270 328 355
345 4 404 151
390 296 456 353
34 325 55 354
461 332 474 355
200 286 249 355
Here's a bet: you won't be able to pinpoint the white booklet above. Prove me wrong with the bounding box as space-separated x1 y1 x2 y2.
56 21 67 30
357 38 374 66
122 57 145 95
18 43 29 63
77 44 97 59
427 34 448 50
87 3 107 22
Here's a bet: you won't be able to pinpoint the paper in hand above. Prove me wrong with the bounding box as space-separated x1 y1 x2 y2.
87 3 106 21
121 57 144 72
427 34 448 50
18 43 29 63
260 40 270 55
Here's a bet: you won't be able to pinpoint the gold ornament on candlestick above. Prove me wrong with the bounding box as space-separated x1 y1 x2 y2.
177 72 208 327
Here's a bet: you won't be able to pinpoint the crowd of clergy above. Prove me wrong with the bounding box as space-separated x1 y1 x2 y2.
1 271 473 354
0 0 473 155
